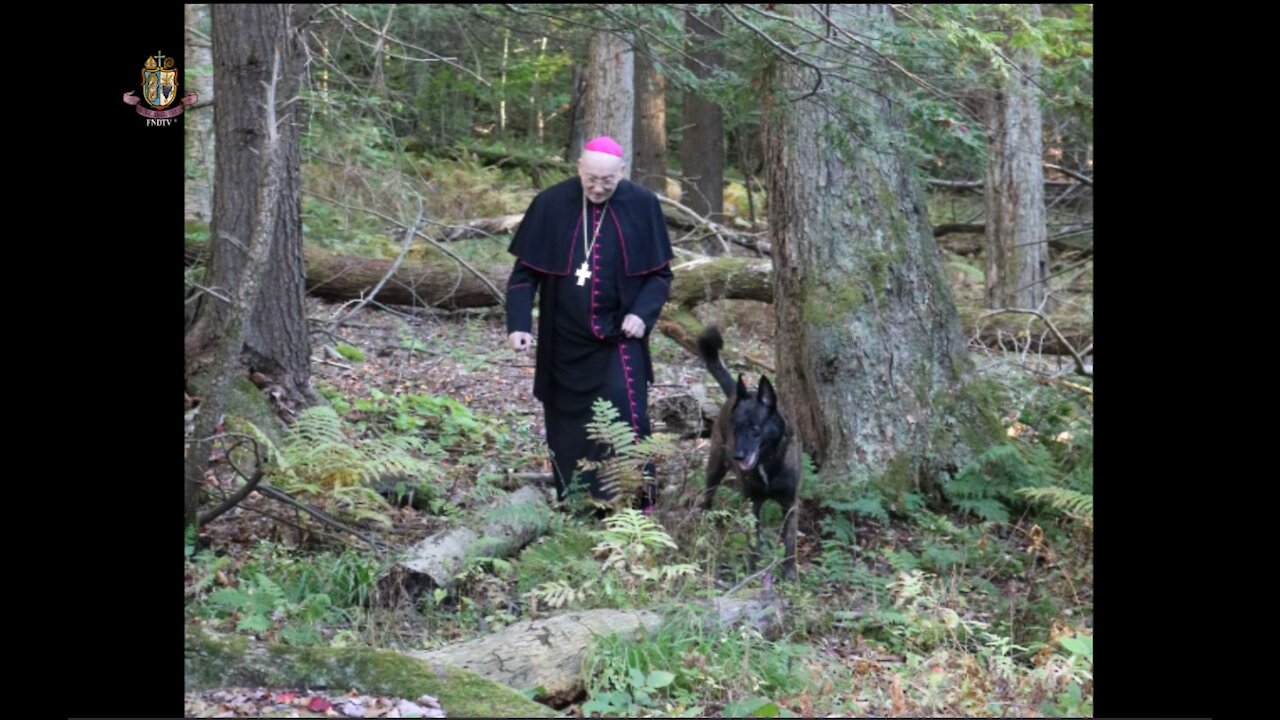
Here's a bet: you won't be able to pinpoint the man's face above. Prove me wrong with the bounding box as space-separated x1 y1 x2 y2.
578 152 625 204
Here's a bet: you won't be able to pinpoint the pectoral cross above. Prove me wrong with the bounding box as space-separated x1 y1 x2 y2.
575 261 592 286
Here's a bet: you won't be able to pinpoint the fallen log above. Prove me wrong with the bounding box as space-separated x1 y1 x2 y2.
186 239 1090 356
386 486 553 595
408 594 786 706
185 625 556 717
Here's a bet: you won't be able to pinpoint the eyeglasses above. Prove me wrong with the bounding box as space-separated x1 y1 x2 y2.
581 171 619 188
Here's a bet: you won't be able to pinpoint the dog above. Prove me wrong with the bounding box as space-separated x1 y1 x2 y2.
697 327 801 581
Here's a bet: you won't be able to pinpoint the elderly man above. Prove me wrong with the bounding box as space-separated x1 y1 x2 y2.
505 136 674 507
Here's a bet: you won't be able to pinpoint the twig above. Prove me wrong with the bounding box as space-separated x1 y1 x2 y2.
304 190 505 304
316 357 353 371
199 435 267 525
1043 163 1093 187
979 308 1092 378
720 3 825 102
331 6 485 84
254 482 387 553
657 195 731 255
332 197 426 328
723 556 785 598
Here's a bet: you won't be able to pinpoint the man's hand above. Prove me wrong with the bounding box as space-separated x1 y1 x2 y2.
621 314 646 339
509 331 533 352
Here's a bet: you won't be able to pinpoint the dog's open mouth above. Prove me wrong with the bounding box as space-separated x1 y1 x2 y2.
737 450 759 472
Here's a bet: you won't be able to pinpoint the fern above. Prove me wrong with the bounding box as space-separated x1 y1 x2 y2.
1017 486 1093 523
591 508 680 579
945 443 1056 522
240 406 440 528
528 579 588 609
579 398 673 507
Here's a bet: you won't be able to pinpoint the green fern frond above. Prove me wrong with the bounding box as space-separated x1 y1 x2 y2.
578 398 672 507
1016 486 1093 521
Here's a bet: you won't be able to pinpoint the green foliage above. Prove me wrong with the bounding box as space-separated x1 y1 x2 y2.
189 544 384 645
240 405 440 528
583 607 811 716
580 398 674 509
1016 486 1093 524
352 388 497 454
944 443 1055 522
335 343 366 362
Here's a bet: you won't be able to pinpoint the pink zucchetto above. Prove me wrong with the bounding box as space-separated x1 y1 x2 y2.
583 136 624 158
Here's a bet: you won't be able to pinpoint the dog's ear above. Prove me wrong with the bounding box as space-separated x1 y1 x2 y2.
736 374 750 400
758 376 777 408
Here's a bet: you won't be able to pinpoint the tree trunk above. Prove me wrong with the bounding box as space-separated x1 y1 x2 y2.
566 65 587 163
764 4 1002 493
680 8 725 229
184 3 215 224
632 49 668 195
984 4 1048 311
188 4 316 407
185 4 312 529
582 27 634 177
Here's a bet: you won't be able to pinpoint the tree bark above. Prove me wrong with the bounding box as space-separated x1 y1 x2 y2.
764 4 1002 492
188 4 316 407
680 8 725 228
984 4 1048 311
633 49 668 195
186 4 311 528
581 26 634 177
184 3 215 223
389 486 552 592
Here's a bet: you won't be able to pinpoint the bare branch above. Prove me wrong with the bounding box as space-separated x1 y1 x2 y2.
199 435 267 525
254 482 387 553
719 4 825 102
978 308 1092 377
806 4 986 129
331 197 428 328
303 190 505 304
657 195 731 255
332 6 487 84
1043 163 1093 187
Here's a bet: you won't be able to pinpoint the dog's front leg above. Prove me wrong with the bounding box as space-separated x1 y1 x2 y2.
780 500 798 582
701 445 729 511
749 496 766 574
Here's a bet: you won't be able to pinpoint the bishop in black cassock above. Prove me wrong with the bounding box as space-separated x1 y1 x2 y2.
505 136 674 505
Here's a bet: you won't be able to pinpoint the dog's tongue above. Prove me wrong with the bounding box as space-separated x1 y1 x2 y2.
738 450 759 472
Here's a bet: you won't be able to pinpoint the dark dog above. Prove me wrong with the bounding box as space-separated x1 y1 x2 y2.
697 327 801 581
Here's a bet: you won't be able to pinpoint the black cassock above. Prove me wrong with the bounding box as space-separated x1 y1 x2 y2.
505 177 674 501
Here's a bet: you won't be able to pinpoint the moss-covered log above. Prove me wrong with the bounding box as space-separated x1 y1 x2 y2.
184 626 557 717
408 595 785 706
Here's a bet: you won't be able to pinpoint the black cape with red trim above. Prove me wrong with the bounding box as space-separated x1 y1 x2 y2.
507 176 674 278
506 177 675 405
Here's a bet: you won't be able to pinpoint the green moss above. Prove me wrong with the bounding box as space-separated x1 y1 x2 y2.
186 628 555 717
224 375 286 447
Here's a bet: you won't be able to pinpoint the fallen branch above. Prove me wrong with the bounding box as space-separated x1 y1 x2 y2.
658 195 732 255
199 434 267 525
977 308 1093 377
331 198 426 328
253 483 388 552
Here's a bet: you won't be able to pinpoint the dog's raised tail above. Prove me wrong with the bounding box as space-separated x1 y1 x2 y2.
697 326 737 398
